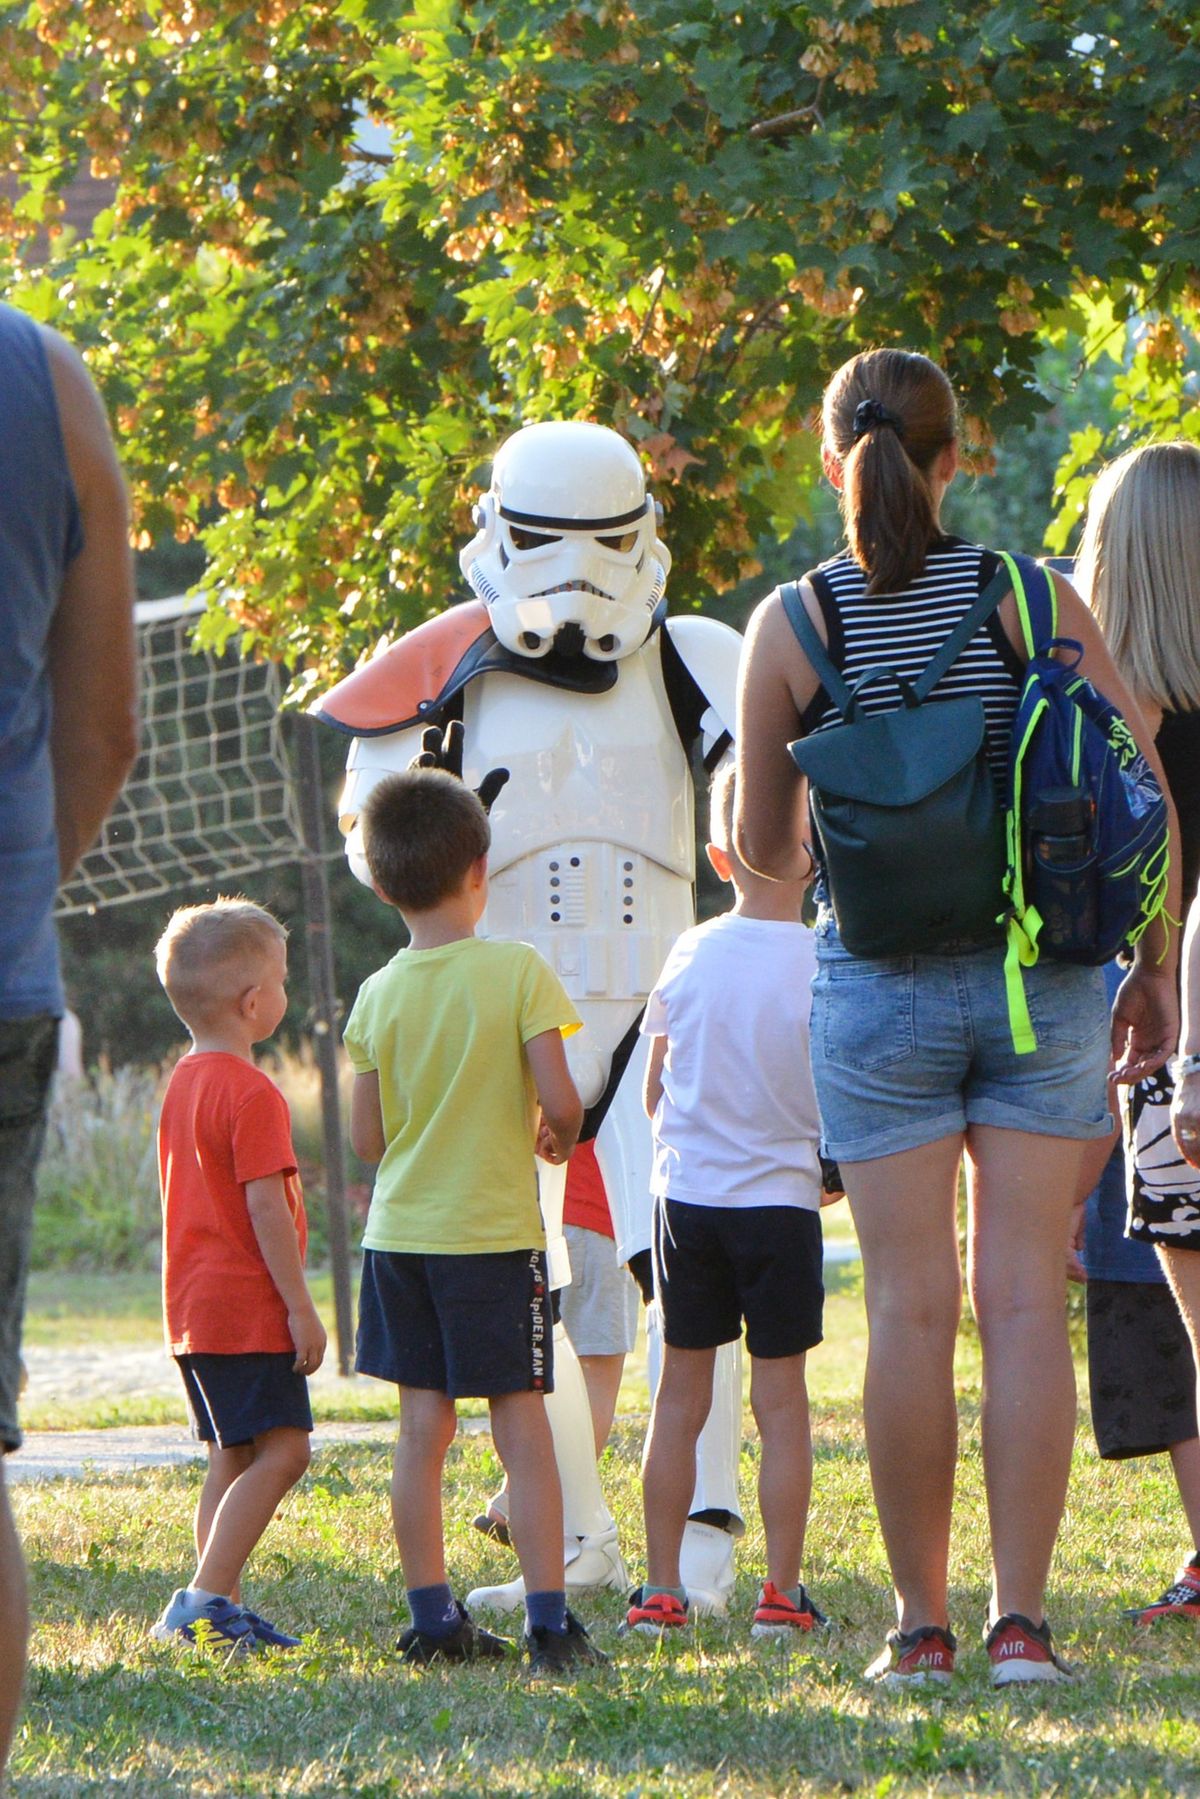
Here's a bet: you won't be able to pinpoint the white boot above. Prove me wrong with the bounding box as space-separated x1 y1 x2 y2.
467 1320 628 1613
467 1521 628 1614
679 1520 738 1616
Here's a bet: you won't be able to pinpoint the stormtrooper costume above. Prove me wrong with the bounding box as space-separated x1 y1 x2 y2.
315 421 745 1612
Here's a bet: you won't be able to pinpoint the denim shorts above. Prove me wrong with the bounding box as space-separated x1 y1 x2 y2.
0 1015 58 1452
810 923 1111 1163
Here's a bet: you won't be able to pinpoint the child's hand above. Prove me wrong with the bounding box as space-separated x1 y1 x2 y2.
289 1303 328 1376
536 1119 570 1164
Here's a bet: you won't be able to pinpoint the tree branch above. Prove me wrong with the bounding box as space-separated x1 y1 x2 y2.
749 89 825 140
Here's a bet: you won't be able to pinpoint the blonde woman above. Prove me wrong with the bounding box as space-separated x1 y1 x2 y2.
1076 441 1200 1622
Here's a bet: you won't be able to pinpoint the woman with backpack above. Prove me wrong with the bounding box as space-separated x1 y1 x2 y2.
734 348 1180 1687
1073 441 1200 1624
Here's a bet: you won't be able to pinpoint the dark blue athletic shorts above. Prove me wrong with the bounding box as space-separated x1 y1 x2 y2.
653 1200 824 1359
176 1351 313 1448
356 1246 553 1398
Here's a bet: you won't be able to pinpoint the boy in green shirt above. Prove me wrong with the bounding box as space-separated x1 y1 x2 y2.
344 768 606 1675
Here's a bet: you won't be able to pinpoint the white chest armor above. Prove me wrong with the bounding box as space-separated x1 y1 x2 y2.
339 644 697 1105
474 655 695 1104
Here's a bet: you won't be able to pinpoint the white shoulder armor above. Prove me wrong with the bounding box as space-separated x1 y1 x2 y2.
664 613 742 746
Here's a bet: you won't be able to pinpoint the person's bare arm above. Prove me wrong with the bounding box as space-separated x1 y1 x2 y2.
244 1174 327 1372
1173 883 1200 1165
643 1034 667 1118
734 587 821 881
42 326 138 879
526 1029 583 1163
1050 576 1182 1081
350 1069 386 1164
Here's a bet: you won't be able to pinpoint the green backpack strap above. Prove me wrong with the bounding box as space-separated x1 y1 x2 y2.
994 552 1059 1055
996 550 1057 656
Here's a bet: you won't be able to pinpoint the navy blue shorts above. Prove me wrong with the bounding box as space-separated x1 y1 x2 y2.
652 1200 824 1359
356 1247 553 1398
176 1351 313 1449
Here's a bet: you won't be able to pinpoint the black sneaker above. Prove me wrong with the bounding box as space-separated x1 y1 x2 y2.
397 1601 512 1666
524 1608 610 1676
1123 1556 1200 1625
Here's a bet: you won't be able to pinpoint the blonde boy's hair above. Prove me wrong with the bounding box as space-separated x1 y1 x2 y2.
708 762 736 854
155 897 287 1028
1075 440 1200 711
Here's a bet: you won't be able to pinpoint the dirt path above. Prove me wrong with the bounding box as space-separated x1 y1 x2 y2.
7 1419 404 1483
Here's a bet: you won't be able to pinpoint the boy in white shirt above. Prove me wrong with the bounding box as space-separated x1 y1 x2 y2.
627 764 828 1638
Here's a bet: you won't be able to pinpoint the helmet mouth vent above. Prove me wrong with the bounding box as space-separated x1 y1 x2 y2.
534 580 615 601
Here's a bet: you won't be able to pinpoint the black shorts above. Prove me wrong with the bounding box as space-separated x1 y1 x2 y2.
356 1246 553 1399
652 1199 824 1359
1086 1279 1198 1459
176 1351 313 1449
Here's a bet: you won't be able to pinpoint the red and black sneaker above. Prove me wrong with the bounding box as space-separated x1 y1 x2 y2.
865 1623 956 1686
1123 1555 1200 1625
985 1613 1077 1686
620 1586 690 1637
751 1581 829 1639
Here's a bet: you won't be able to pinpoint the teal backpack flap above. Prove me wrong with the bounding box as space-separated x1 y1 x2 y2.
781 573 1009 958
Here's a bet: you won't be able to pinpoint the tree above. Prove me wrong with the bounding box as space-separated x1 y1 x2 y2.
3 0 1199 676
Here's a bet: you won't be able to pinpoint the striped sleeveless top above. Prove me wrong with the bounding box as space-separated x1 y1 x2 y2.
796 537 1025 795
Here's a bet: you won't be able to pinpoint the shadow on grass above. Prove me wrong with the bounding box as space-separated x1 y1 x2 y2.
17 1643 1200 1799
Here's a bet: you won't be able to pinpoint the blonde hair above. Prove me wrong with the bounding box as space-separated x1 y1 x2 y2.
708 762 736 853
155 897 286 1027
1075 440 1200 711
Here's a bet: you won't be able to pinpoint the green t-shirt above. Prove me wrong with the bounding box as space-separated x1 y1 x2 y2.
343 936 581 1255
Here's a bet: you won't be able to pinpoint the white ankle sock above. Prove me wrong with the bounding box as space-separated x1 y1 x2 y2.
182 1585 226 1610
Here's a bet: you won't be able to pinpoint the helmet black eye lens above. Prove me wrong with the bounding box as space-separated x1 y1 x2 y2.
508 526 561 552
597 531 638 553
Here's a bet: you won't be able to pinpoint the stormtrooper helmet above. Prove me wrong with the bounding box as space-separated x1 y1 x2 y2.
459 420 671 661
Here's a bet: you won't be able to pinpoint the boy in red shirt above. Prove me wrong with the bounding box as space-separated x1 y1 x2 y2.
150 898 326 1651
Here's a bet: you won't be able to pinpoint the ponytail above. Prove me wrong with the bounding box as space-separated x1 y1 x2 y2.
823 350 957 596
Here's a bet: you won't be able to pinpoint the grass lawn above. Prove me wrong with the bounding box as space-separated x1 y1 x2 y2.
12 1250 1200 1796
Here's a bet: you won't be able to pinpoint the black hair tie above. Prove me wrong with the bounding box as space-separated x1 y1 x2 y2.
852 398 904 442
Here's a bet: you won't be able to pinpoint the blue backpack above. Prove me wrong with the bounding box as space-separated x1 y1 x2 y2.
999 552 1170 1053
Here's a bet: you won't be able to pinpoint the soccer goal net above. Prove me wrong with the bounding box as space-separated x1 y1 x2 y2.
56 594 307 918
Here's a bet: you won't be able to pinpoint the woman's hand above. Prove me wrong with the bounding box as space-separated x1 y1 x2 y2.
1110 963 1179 1084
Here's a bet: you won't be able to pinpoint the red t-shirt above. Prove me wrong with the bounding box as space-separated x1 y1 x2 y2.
157 1052 308 1355
563 1138 614 1239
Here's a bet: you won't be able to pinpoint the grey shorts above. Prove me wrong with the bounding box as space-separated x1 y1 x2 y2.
1086 1278 1198 1459
559 1224 640 1357
0 1016 58 1452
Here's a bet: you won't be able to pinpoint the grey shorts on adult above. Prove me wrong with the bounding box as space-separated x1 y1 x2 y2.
1086 1278 1198 1459
0 1016 58 1452
559 1224 640 1357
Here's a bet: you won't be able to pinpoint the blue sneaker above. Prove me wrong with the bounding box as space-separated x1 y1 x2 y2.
241 1608 303 1649
149 1589 259 1652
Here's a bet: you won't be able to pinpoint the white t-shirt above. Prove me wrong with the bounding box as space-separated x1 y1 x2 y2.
641 911 821 1210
